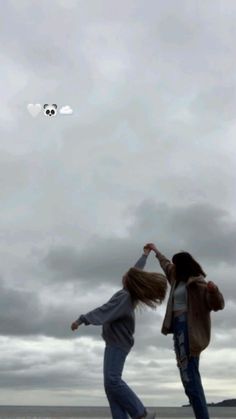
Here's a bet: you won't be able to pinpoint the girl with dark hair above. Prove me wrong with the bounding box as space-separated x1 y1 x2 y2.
143 243 225 419
71 247 167 419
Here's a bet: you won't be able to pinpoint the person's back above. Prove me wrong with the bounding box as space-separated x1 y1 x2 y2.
102 289 135 352
79 288 135 352
71 249 167 419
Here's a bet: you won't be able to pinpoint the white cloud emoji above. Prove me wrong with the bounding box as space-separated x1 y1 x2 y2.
59 105 73 115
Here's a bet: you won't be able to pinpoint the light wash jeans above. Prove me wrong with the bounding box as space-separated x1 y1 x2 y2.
173 313 210 419
103 345 147 419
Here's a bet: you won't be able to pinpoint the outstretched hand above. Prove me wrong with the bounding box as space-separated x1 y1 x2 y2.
71 321 80 331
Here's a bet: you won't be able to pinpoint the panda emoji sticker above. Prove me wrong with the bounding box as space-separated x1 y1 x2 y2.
43 104 57 117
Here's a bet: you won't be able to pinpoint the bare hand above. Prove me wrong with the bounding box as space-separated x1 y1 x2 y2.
71 321 80 331
143 245 151 255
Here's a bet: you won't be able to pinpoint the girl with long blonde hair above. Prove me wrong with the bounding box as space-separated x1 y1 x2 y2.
71 246 167 419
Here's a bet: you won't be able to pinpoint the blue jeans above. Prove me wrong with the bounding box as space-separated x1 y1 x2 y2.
173 313 210 419
103 345 147 419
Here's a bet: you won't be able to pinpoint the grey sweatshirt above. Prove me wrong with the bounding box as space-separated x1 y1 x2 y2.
77 253 148 352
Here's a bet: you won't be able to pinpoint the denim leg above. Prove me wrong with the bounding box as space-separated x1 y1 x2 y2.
105 388 129 419
103 345 147 419
186 356 210 419
173 314 210 419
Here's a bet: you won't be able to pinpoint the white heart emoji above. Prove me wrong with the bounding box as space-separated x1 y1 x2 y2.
27 104 42 117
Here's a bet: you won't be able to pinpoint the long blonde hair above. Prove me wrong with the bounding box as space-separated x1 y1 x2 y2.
125 267 167 309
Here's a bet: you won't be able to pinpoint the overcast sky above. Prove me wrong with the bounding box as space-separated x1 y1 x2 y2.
0 0 236 408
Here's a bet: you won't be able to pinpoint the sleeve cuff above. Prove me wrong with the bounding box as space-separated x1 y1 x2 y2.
77 315 90 325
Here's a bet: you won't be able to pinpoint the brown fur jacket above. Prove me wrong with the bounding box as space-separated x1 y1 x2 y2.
155 251 225 356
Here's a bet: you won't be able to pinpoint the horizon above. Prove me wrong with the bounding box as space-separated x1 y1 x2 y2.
0 397 235 406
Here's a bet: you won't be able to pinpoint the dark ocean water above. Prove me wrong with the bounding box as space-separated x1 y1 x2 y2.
0 406 235 418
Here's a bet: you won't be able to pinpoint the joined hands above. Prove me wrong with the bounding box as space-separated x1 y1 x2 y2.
143 242 158 255
143 243 218 292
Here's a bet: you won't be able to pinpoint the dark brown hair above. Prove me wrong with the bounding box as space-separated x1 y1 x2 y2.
124 267 167 309
172 251 206 282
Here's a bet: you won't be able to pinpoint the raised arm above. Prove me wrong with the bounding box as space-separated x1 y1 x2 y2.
144 243 175 285
133 245 153 269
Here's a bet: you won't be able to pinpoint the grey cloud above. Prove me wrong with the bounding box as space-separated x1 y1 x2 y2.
0 276 100 339
1 198 234 342
0 340 103 390
190 85 236 125
1 271 232 349
127 201 236 266
0 152 31 200
0 277 42 336
42 201 236 285
42 240 131 282
0 334 229 401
